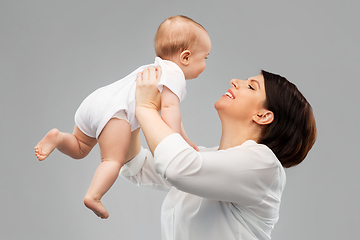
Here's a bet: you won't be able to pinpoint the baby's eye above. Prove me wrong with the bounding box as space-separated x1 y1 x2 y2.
248 84 254 90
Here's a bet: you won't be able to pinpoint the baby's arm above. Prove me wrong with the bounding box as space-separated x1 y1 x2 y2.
180 123 199 151
161 86 198 150
160 86 182 134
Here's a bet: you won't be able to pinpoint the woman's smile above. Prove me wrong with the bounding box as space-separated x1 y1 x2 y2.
224 89 235 99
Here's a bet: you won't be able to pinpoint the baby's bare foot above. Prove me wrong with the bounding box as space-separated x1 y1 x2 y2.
84 195 109 219
35 128 61 161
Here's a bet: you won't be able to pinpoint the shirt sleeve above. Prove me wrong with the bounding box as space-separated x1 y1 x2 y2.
119 147 172 191
154 133 282 206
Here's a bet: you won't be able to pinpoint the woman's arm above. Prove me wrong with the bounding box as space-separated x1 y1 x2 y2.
154 134 281 206
135 66 175 154
135 66 282 205
120 147 172 191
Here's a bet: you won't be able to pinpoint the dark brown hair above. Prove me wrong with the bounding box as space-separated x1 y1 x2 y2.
154 15 207 59
258 70 317 168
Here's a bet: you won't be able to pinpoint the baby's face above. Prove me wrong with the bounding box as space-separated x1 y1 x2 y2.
184 30 211 79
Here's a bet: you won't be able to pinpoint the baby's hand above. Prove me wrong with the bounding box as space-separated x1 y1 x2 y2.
180 123 198 151
186 139 199 151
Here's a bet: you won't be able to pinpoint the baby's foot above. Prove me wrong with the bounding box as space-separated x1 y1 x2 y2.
34 128 61 161
84 195 109 219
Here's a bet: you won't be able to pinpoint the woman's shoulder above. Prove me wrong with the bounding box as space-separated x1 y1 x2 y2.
244 140 281 166
198 146 219 152
196 140 282 171
223 140 282 170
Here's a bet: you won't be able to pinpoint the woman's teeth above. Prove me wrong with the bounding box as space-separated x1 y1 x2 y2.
225 92 234 99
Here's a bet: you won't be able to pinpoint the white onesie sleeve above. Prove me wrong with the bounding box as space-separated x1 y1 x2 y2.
155 57 187 102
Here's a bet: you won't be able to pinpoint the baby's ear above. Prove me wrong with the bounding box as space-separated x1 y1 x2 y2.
179 50 191 66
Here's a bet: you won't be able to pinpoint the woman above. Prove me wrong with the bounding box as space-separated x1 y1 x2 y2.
120 66 317 240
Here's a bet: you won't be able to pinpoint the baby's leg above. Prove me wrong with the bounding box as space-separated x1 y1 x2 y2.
34 126 97 161
83 118 131 219
125 127 141 163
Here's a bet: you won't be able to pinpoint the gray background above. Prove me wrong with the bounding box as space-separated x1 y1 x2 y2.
1 0 359 239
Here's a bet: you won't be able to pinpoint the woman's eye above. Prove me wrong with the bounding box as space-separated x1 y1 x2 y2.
248 84 254 90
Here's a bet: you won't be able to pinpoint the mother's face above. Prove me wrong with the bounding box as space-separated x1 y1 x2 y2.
214 75 269 123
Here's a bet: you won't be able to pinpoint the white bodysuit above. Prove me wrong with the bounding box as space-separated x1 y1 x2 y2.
74 57 186 139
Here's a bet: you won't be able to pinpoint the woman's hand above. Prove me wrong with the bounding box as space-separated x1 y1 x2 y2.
135 66 162 111
135 66 173 154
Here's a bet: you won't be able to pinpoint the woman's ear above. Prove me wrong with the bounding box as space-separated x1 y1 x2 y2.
253 110 274 125
179 50 191 66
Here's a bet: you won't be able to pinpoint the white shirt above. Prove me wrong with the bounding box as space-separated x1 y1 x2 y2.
74 57 186 138
120 134 286 240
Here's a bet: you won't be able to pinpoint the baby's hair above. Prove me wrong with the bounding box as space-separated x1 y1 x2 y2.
154 15 207 59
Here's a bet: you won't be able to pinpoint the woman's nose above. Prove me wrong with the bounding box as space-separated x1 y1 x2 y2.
230 79 244 88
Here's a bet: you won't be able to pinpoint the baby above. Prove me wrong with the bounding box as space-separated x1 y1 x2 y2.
34 15 211 219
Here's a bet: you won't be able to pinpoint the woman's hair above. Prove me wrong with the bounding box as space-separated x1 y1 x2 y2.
258 70 317 168
154 15 207 59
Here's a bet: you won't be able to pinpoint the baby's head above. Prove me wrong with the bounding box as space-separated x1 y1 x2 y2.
155 15 211 80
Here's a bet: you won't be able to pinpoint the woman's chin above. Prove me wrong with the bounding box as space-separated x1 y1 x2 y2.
214 99 224 113
214 96 227 110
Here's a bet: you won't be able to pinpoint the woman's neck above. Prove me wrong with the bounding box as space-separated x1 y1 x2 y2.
218 119 261 150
